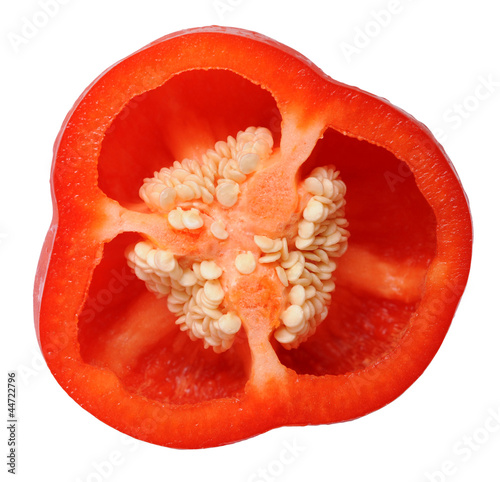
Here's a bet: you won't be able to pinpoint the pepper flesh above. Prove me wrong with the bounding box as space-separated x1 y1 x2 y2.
34 26 472 449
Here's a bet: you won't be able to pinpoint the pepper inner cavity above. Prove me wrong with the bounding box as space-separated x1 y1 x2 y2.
125 126 349 352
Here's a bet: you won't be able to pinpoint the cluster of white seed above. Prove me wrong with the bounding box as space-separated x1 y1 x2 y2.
125 240 241 352
125 124 349 353
254 166 349 349
138 126 274 215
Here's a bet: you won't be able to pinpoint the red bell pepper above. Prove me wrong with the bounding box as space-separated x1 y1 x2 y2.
34 26 472 449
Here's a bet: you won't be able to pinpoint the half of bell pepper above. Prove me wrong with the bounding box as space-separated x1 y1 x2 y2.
34 26 472 448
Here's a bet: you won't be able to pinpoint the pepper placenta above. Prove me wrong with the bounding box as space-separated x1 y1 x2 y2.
34 26 472 448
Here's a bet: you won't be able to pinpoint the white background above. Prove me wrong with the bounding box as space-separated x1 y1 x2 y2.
1 0 499 481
